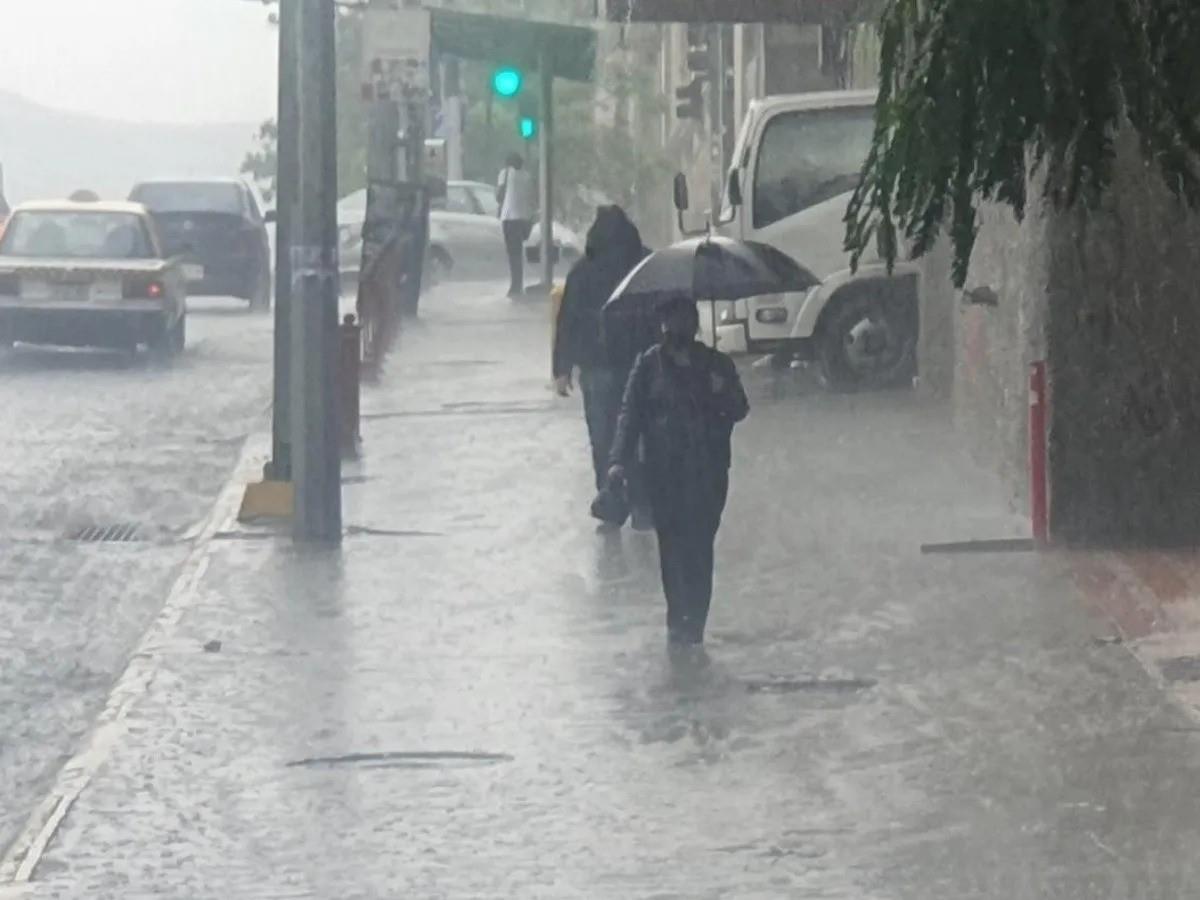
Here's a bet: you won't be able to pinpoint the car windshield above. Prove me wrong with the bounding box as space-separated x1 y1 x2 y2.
752 106 875 228
0 210 153 259
439 185 478 215
130 182 243 215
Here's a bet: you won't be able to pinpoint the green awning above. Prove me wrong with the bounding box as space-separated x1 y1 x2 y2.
430 9 597 82
605 0 868 24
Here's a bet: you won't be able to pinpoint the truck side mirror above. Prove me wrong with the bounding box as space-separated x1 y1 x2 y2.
672 172 690 212
727 170 743 208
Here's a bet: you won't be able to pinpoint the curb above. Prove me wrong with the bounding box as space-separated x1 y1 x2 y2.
0 434 269 885
1076 551 1200 726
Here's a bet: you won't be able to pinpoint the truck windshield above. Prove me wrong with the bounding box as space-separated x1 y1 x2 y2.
752 106 874 229
0 211 153 259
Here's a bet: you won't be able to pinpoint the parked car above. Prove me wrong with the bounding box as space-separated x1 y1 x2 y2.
129 178 272 310
0 200 187 354
336 181 583 287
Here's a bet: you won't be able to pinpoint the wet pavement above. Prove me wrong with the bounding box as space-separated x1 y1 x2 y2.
0 299 273 857
4 284 1200 898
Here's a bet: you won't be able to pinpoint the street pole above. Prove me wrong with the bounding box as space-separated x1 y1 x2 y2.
269 0 299 483
444 57 464 181
291 0 341 543
397 97 427 318
538 49 554 291
710 24 726 217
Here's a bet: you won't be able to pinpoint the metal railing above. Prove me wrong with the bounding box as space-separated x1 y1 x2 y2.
355 234 406 379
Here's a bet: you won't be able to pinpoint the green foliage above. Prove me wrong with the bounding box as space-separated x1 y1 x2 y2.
460 57 674 230
241 120 278 202
551 60 675 228
240 9 368 202
844 0 1200 287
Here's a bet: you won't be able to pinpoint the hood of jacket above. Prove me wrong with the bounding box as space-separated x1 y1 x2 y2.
585 205 644 264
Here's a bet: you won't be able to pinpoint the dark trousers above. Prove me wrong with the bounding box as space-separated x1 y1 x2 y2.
657 525 718 644
502 219 532 295
580 367 618 491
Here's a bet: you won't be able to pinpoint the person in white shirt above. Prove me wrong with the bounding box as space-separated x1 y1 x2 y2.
496 153 536 297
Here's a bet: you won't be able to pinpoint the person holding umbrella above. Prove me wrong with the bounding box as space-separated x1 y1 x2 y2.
601 232 815 645
607 295 749 646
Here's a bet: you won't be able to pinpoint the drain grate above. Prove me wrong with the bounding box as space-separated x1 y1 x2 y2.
66 523 142 543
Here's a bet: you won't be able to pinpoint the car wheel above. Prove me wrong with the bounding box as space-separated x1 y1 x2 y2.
425 247 453 289
249 267 272 312
150 313 186 360
817 291 916 392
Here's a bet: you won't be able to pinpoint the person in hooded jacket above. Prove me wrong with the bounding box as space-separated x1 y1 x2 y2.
608 295 749 646
553 206 650 504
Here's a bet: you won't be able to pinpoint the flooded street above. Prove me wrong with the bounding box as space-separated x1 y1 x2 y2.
4 285 1198 898
0 300 273 854
6 0 1200 893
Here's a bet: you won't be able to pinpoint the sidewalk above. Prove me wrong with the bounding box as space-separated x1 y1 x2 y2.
5 284 1200 899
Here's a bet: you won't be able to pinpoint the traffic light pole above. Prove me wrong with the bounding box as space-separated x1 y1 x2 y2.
538 51 554 291
291 0 341 543
269 2 299 483
709 24 725 217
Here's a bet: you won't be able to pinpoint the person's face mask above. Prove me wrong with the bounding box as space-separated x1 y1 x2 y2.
661 315 695 347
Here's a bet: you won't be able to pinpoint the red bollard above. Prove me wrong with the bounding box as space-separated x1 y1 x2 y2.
1029 360 1049 544
339 313 362 459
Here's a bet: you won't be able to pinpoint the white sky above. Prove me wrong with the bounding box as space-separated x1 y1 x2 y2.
3 0 279 124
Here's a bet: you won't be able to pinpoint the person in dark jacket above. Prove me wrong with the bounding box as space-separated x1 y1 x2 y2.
553 206 649 495
608 295 749 645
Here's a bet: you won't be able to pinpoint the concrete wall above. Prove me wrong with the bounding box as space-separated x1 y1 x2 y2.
919 194 1051 512
1046 138 1200 544
920 137 1200 543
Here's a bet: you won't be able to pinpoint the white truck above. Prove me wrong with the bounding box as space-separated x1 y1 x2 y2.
682 90 919 391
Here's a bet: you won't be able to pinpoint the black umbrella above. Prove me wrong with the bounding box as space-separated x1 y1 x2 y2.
604 235 820 349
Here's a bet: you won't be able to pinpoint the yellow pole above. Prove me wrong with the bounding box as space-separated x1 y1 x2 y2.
550 281 564 378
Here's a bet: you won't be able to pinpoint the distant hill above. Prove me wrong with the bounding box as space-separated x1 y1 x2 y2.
0 91 259 204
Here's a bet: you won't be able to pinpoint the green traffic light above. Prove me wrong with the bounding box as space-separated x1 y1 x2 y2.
519 117 537 140
492 67 523 98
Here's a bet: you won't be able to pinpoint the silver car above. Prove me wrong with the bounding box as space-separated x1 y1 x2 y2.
337 181 583 286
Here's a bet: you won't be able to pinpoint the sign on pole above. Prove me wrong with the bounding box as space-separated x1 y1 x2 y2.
363 0 432 100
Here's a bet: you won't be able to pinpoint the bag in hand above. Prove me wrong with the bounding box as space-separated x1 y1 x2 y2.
590 477 629 527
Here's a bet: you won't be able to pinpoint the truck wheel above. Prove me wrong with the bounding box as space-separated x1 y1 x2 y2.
817 292 916 392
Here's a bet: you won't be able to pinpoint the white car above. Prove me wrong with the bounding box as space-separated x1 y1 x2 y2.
337 181 583 286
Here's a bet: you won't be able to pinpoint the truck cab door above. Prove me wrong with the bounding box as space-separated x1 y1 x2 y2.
740 105 876 346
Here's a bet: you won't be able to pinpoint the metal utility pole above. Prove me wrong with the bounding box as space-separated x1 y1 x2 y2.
709 23 726 217
397 98 427 318
443 57 464 182
538 49 554 291
269 1 299 483
291 0 342 542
